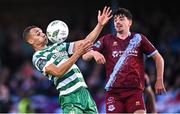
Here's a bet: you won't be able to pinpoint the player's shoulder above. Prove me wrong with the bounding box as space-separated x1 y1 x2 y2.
102 34 114 38
131 32 145 37
99 34 115 41
32 48 49 63
130 32 147 40
32 51 42 64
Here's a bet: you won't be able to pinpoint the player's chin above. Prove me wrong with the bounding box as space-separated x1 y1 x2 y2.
44 38 48 44
46 39 49 44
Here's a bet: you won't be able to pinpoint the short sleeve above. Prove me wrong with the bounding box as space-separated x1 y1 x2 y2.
63 42 75 55
32 55 49 73
141 35 157 57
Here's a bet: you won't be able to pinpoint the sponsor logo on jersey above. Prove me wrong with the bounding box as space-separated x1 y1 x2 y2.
52 51 68 60
112 51 119 57
112 50 138 58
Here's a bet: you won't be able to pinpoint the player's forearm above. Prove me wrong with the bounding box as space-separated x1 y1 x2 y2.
84 23 104 43
45 52 81 78
153 52 164 81
82 50 94 61
56 53 81 77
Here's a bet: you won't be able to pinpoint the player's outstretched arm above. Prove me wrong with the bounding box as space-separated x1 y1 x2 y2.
152 52 166 94
73 6 112 53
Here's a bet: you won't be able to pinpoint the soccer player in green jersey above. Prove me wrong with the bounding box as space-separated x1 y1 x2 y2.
23 6 112 114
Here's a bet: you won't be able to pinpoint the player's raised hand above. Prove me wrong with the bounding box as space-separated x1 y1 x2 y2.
98 6 112 26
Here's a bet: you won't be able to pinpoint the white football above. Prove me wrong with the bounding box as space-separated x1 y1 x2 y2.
46 20 69 43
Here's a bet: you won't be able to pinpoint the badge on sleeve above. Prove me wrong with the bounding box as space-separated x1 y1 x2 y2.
94 41 101 48
36 58 47 71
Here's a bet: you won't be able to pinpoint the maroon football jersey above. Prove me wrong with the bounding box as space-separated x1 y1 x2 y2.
93 32 157 93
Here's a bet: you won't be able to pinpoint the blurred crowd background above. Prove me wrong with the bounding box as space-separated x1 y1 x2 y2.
0 0 180 113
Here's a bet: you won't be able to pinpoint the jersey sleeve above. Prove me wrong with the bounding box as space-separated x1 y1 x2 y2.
32 55 49 74
92 36 105 53
64 42 75 55
141 35 158 57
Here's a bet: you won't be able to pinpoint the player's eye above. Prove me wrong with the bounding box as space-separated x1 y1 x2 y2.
36 31 41 36
120 18 124 21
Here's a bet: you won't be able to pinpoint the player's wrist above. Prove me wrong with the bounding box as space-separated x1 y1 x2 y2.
98 22 104 27
92 50 99 56
156 78 163 82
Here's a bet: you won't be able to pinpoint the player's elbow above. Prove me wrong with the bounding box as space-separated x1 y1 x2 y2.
157 53 164 65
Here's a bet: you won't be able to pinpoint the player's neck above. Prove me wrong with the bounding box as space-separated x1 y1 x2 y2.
34 45 47 51
116 31 130 40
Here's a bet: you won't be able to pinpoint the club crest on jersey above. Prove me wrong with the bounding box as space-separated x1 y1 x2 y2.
94 41 101 48
108 104 115 111
113 41 118 46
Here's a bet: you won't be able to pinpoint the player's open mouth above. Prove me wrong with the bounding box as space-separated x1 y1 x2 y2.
117 25 123 28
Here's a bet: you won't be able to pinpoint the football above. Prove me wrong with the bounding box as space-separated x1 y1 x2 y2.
46 20 69 43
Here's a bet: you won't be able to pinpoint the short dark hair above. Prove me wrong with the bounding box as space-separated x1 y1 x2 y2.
113 8 133 20
23 26 37 41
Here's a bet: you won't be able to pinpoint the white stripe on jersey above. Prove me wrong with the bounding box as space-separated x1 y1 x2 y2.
56 72 83 89
50 58 83 87
68 42 75 55
147 50 158 58
42 56 56 73
60 82 87 96
56 59 80 75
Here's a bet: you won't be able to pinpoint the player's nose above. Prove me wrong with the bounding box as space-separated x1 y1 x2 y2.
41 33 46 38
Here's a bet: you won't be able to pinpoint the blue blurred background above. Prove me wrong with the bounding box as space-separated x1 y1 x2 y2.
0 0 180 113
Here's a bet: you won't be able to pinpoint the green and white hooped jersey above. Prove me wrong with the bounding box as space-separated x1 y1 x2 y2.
32 42 87 96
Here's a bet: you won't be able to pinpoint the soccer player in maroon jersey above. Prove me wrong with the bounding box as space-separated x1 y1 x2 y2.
83 7 166 113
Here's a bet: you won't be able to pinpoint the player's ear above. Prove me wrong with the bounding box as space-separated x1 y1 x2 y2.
128 19 132 27
27 37 34 45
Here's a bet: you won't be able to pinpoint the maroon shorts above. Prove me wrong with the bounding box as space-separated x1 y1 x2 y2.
106 90 146 113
